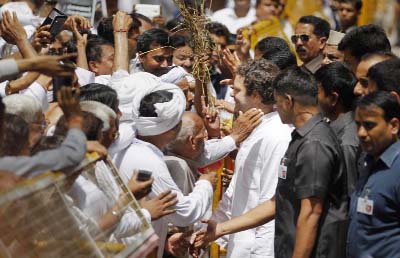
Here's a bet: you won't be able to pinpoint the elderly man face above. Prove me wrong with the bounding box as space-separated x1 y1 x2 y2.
170 112 207 160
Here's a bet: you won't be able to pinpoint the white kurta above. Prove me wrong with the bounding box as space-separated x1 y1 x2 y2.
212 112 292 258
113 138 213 258
211 7 256 34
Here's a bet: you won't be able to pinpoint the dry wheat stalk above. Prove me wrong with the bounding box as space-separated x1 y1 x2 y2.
172 0 215 105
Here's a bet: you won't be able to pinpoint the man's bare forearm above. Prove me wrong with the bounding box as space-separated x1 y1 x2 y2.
292 197 323 258
113 31 129 71
218 197 276 237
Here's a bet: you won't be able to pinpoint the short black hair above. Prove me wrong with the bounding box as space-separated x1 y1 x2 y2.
255 36 291 55
86 36 113 63
0 113 29 156
97 15 141 43
337 0 362 11
80 83 119 113
262 49 297 70
139 90 173 117
298 15 330 38
237 59 280 105
169 34 192 49
205 22 231 43
338 24 391 61
360 51 397 62
315 62 357 110
357 91 400 122
367 58 400 95
136 28 171 54
31 135 64 155
273 66 318 106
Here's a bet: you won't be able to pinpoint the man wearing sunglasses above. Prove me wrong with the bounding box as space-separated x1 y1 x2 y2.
291 16 330 73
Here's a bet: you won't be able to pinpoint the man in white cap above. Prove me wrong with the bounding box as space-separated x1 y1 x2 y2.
321 30 346 65
111 72 216 258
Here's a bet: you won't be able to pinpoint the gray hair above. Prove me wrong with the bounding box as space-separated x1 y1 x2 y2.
167 117 196 152
80 100 116 132
3 94 42 124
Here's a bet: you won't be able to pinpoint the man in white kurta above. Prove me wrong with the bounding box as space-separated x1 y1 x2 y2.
210 59 292 257
110 74 214 258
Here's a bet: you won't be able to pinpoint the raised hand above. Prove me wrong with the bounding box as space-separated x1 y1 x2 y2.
32 25 51 51
201 96 221 138
230 108 264 145
140 190 178 220
63 14 91 32
127 171 153 200
221 168 234 187
86 141 108 157
222 48 241 76
57 86 82 125
0 11 27 45
235 29 251 62
112 11 133 32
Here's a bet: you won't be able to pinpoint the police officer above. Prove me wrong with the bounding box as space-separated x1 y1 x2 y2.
347 91 400 258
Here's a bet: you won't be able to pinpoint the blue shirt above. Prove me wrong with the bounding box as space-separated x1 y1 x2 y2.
347 140 400 258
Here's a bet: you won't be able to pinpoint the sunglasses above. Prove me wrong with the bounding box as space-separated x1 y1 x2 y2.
152 55 173 63
291 34 310 44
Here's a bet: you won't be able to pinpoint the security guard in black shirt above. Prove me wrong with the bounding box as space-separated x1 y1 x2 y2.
273 67 348 258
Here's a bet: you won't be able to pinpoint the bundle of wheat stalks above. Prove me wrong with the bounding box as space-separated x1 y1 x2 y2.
172 0 215 103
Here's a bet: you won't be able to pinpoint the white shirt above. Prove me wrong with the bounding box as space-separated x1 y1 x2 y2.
211 7 256 34
113 138 213 258
212 112 292 258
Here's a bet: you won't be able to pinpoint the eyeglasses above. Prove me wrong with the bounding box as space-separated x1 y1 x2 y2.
291 34 311 44
152 55 173 63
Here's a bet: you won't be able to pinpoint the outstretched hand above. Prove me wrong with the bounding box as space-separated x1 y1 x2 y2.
0 11 27 45
201 96 221 138
140 190 178 220
230 108 264 145
190 219 222 257
21 54 77 77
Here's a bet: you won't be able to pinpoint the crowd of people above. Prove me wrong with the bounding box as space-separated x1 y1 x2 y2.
0 0 400 258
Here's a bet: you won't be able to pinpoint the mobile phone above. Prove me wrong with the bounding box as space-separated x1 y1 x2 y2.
41 8 68 39
134 4 161 19
137 170 152 182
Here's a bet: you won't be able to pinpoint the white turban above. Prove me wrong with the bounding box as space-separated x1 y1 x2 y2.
109 72 186 136
160 66 189 84
0 2 41 27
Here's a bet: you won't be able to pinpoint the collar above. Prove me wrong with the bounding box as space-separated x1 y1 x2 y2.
330 111 354 134
378 140 400 168
304 54 323 74
295 113 324 137
132 138 164 159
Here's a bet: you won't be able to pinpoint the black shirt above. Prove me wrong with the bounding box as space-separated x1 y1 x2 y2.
330 111 360 195
275 114 348 258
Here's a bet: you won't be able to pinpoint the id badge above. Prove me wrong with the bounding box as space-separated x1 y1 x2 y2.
278 158 287 179
357 197 374 215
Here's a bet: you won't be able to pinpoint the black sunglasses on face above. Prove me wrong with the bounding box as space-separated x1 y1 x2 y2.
291 34 310 44
152 55 173 63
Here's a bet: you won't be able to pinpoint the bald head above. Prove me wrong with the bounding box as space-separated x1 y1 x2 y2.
168 111 207 160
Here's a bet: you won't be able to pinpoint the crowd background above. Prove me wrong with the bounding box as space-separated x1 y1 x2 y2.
0 0 399 258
